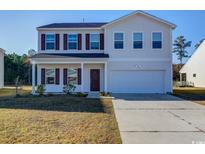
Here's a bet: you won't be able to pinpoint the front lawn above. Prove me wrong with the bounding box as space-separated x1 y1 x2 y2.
0 89 121 143
173 87 205 107
0 87 31 97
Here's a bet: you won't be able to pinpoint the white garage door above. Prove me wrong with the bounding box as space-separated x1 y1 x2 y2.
110 70 165 93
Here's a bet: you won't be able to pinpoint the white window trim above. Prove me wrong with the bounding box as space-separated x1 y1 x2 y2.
151 31 163 50
45 68 56 85
113 32 125 50
68 33 78 50
45 33 56 51
90 33 100 50
132 32 144 50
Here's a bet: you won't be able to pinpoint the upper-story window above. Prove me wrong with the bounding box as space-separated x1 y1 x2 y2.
45 34 55 50
114 33 124 49
133 32 143 49
90 34 100 50
68 34 78 50
152 32 162 49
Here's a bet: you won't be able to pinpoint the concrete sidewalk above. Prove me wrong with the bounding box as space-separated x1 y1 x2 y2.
112 94 205 144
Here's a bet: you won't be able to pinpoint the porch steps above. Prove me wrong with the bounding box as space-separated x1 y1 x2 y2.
87 92 100 99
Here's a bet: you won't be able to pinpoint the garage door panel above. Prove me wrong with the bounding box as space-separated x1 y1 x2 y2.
110 70 164 93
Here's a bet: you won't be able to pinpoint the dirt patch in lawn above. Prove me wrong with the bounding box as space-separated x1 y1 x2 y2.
0 88 30 97
0 94 121 144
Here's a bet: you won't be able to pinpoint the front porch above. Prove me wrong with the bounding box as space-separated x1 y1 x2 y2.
31 60 108 95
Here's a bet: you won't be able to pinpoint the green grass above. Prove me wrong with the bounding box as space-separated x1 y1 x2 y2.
0 89 121 144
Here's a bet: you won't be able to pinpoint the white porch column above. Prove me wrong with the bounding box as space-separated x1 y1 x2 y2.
104 62 108 92
32 62 36 95
180 73 182 82
81 63 84 92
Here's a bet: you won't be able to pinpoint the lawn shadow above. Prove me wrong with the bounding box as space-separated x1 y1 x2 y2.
112 93 184 101
174 94 205 101
0 95 107 113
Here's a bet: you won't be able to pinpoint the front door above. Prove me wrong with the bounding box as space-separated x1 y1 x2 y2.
90 69 100 91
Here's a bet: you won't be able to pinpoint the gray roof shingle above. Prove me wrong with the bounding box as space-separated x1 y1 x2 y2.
37 23 108 29
31 53 109 58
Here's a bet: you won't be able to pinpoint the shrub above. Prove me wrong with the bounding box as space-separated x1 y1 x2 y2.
76 92 88 97
63 83 76 94
47 93 54 97
36 85 46 95
99 92 111 97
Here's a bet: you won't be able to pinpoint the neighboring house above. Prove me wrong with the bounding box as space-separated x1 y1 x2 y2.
0 48 5 89
30 11 176 94
180 40 205 87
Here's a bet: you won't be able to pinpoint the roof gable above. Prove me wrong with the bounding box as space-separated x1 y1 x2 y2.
102 10 176 29
37 11 176 30
0 48 5 54
180 40 205 72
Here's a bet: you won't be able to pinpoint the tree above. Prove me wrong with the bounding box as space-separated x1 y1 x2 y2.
173 36 191 65
4 52 31 85
195 38 205 49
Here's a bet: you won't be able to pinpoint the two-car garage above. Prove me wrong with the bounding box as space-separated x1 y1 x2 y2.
109 70 165 93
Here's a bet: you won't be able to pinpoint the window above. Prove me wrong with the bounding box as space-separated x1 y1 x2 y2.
46 34 55 50
68 34 78 49
68 68 78 85
182 73 186 82
133 32 143 49
152 32 162 49
114 33 124 49
45 69 55 84
90 34 100 49
193 74 196 77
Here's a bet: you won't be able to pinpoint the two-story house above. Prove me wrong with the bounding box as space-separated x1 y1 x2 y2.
30 11 176 94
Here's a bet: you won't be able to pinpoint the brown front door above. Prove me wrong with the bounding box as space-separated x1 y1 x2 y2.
90 69 100 91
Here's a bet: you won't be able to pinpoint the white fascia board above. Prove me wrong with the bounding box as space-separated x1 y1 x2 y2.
0 48 5 54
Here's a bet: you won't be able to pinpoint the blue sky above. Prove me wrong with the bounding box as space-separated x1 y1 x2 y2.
0 10 205 64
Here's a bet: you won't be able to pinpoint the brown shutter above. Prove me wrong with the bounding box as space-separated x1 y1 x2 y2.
41 34 45 50
86 34 90 50
55 34 60 50
63 68 68 85
78 68 81 85
63 34 68 50
100 33 104 50
41 68 45 84
55 68 60 85
78 34 82 50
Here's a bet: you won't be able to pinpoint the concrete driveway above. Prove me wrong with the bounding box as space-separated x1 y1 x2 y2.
112 94 205 144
